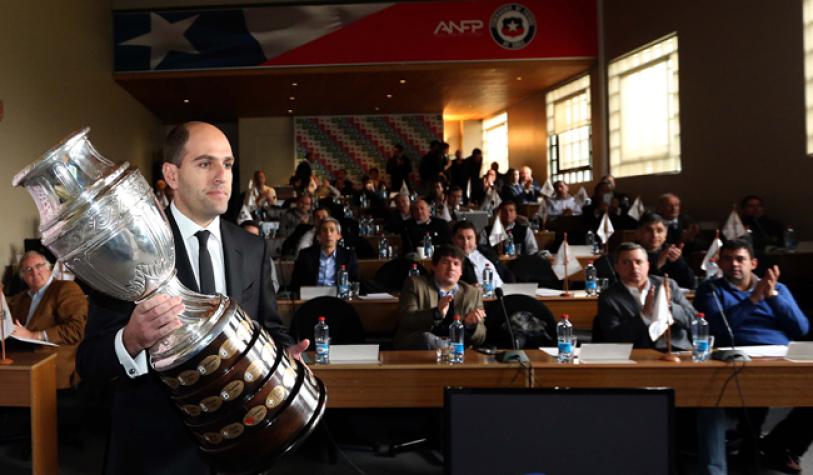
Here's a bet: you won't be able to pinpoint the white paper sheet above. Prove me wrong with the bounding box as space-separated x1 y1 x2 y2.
357 293 397 301
577 343 635 364
716 345 788 358
328 344 380 364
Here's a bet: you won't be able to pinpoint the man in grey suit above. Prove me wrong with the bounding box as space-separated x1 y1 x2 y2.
596 242 695 350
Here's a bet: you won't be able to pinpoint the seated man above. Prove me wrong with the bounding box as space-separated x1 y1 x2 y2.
596 242 694 350
331 168 355 196
500 168 523 203
401 198 452 252
545 180 582 218
654 193 703 251
452 221 512 287
290 218 359 296
517 165 542 204
279 193 313 238
446 186 467 221
383 193 412 235
7 251 87 389
479 200 539 256
395 245 486 349
295 207 331 256
694 240 810 474
637 213 696 289
739 194 785 252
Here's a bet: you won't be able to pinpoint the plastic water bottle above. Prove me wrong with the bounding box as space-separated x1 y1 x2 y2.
337 265 350 300
591 236 602 255
449 315 465 364
557 314 575 363
784 226 798 251
423 233 433 259
314 316 330 364
504 232 516 257
584 261 598 296
705 258 719 280
483 263 495 297
586 230 595 247
378 235 390 259
408 263 420 277
691 313 710 362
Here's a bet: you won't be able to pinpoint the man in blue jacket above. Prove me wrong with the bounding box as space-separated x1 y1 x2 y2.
695 239 810 474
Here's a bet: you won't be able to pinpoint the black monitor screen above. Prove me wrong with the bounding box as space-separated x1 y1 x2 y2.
445 388 674 475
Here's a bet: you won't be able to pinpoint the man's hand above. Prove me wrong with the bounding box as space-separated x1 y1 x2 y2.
287 339 310 362
11 320 39 340
657 244 683 269
642 286 656 318
438 295 454 319
121 295 184 357
763 265 781 298
463 308 485 327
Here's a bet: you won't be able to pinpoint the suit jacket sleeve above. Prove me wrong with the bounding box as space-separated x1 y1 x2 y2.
398 277 438 334
43 281 88 345
76 291 134 381
597 288 647 344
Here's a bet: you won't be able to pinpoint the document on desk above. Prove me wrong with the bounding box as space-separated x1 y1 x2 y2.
536 288 588 297
1 305 58 347
357 293 396 301
329 345 380 364
784 342 813 362
716 345 788 358
577 343 634 364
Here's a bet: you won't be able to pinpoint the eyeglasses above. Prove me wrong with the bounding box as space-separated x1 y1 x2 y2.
20 262 48 275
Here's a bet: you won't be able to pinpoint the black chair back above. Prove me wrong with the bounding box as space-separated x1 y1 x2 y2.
484 294 556 348
372 258 428 292
591 315 603 343
508 255 560 289
291 296 365 350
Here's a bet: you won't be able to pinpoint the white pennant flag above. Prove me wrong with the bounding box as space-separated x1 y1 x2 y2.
701 237 723 272
551 239 583 280
628 196 646 221
574 186 590 207
648 283 674 342
488 214 508 246
597 212 615 244
722 210 747 240
540 179 555 198
237 204 253 225
399 180 409 196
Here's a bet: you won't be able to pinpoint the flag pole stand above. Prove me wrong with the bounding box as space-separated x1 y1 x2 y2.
560 232 572 297
658 274 680 363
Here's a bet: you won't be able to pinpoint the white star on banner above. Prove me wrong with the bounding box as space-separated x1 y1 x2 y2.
120 13 200 70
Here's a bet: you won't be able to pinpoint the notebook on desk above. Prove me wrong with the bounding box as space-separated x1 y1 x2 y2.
500 283 538 298
300 286 337 301
577 343 634 364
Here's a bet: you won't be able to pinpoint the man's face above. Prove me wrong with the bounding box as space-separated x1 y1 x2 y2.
434 256 462 288
509 170 519 184
318 222 342 250
614 249 650 288
254 171 266 187
433 182 444 198
413 200 431 223
297 196 313 214
396 195 410 215
519 167 531 183
313 209 329 225
448 190 463 208
639 222 667 252
163 123 234 226
657 196 680 220
742 198 764 218
719 248 757 286
20 255 51 292
486 169 496 185
554 182 568 197
453 229 477 254
499 204 517 226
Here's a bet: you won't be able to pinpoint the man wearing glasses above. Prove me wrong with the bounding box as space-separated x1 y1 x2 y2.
5 251 87 389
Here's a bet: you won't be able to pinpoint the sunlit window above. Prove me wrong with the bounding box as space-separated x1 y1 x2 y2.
482 112 509 172
547 75 592 184
805 0 813 154
608 34 681 177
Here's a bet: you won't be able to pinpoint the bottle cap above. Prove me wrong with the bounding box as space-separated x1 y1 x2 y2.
340 264 346 270
696 312 705 319
561 314 570 320
587 260 593 265
318 316 326 322
453 314 461 321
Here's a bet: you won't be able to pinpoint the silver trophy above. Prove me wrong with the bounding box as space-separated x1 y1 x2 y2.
13 128 326 472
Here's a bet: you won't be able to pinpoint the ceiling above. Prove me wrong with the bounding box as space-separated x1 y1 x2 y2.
115 58 594 123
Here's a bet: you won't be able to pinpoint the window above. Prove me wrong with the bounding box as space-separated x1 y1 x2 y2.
482 112 509 172
805 0 813 154
608 34 681 177
547 75 592 184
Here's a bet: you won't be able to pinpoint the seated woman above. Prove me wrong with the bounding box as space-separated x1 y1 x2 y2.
290 217 359 296
637 213 696 289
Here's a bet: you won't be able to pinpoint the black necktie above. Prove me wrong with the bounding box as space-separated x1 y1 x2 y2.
195 230 216 295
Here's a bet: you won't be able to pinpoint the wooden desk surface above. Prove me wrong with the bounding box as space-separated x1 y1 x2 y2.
311 349 813 409
0 351 58 474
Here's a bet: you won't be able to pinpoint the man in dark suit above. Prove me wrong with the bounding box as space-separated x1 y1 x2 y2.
290 218 359 295
595 242 694 350
479 200 538 256
637 213 696 289
76 122 306 474
383 193 412 235
401 198 452 252
451 221 513 286
655 193 704 252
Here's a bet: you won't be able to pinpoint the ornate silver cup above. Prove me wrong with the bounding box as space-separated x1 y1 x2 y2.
13 128 326 473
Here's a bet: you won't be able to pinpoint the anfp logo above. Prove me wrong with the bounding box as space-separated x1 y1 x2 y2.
434 19 485 36
490 3 536 50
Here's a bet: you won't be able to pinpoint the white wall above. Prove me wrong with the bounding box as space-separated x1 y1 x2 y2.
0 0 162 268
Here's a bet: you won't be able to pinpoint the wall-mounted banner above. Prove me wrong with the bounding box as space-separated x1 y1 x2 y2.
114 0 596 72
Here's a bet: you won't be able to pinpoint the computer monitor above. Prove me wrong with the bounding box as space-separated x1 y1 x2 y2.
445 387 674 475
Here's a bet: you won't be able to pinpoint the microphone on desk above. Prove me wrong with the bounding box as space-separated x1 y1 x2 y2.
708 282 751 362
494 287 529 363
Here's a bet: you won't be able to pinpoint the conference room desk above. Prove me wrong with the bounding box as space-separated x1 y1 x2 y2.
527 349 813 408
311 350 528 408
277 292 601 334
310 349 813 409
0 351 58 474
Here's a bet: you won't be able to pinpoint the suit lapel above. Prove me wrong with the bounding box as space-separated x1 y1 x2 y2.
221 221 242 299
166 208 199 292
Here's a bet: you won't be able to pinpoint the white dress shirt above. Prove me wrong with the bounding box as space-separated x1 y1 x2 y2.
624 279 653 326
115 202 228 378
467 250 504 288
546 195 583 217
